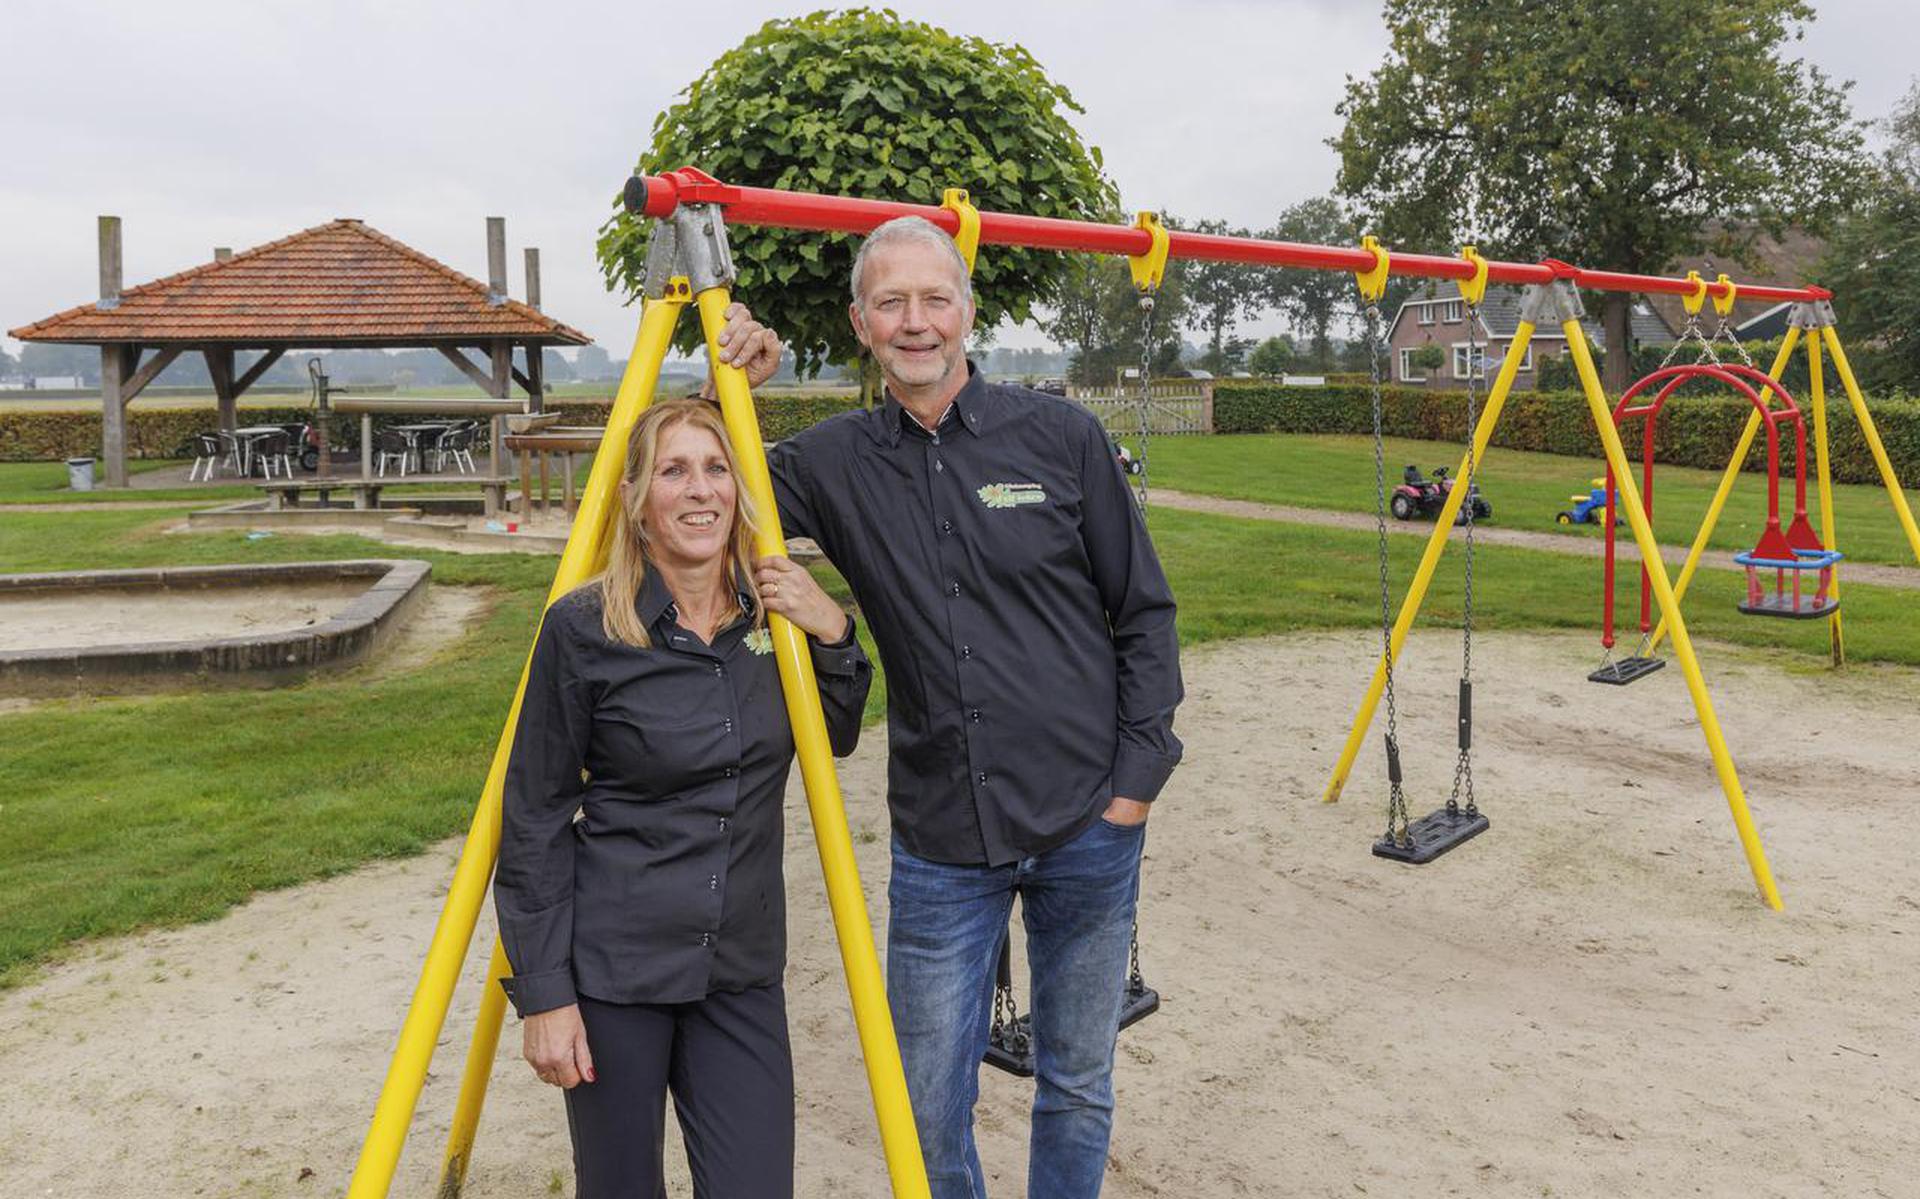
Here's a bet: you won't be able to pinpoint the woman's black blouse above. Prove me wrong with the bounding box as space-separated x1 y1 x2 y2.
494 573 870 1016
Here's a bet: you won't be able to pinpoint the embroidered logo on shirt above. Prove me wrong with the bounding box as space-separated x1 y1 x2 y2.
976 482 1047 509
743 628 774 655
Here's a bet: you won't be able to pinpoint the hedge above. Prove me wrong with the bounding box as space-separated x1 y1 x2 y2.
1211 379 1920 486
1532 335 1903 397
0 392 863 463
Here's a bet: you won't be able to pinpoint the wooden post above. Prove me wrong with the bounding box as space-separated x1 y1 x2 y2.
362 414 374 480
205 348 238 433
526 342 545 414
98 216 122 310
525 250 546 416
490 340 511 476
99 344 129 487
486 218 507 306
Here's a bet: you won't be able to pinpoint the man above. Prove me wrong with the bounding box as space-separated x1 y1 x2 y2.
716 216 1182 1198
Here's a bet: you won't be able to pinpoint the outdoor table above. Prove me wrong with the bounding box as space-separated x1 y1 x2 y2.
390 422 458 473
231 425 286 477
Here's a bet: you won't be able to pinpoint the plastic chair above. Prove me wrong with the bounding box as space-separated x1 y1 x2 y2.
375 428 412 477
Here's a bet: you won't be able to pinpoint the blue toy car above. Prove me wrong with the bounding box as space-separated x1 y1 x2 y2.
1557 479 1619 526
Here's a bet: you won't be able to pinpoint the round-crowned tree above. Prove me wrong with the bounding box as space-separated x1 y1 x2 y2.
596 9 1117 389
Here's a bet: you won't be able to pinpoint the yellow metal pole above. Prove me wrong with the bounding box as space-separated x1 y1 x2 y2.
348 291 688 1199
431 289 689 1198
696 286 930 1199
1822 325 1920 567
1645 330 1800 654
435 942 509 1199
1322 324 1534 803
1564 315 1783 911
1805 332 1846 666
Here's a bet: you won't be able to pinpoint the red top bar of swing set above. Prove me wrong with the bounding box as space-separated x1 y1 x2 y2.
626 168 1832 304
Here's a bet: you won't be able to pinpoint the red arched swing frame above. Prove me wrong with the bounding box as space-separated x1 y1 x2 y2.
1602 362 1836 650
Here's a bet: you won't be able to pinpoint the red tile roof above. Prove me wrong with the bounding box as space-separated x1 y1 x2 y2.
8 220 591 347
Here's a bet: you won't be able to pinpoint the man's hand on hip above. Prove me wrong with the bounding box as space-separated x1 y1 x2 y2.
1102 796 1150 827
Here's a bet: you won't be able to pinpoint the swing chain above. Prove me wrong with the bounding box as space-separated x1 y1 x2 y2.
1448 299 1481 819
1366 299 1411 845
1133 286 1157 513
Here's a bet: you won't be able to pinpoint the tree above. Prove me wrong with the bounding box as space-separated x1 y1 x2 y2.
1821 80 1920 390
1333 0 1867 391
1247 335 1296 377
596 9 1116 398
1172 216 1271 368
1040 251 1188 385
1264 196 1356 371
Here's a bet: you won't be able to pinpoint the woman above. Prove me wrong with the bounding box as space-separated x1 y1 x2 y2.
494 397 870 1199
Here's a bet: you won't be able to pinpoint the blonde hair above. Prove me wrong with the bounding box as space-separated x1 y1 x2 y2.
597 398 764 648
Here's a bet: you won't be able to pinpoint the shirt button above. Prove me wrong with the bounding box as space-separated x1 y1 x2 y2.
970 708 982 723
713 663 724 677
941 519 953 534
724 766 737 778
961 645 972 659
700 932 713 947
709 874 719 890
724 718 733 732
949 582 961 597
977 772 988 785
718 817 728 831
935 459 944 473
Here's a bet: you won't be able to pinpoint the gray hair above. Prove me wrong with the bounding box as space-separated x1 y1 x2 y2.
849 216 974 309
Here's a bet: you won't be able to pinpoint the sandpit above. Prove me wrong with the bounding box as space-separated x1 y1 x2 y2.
3 628 1916 1196
0 580 369 651
0 560 430 696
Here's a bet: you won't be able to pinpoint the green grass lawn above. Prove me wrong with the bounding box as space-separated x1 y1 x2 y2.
1129 433 1920 569
4 500 1916 989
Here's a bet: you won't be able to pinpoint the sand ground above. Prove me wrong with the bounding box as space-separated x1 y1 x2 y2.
3 628 1917 1198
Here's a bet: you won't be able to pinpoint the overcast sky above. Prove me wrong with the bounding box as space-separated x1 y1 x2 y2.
2 0 1909 362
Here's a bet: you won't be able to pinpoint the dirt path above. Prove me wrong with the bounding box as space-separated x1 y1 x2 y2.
1153 487 1920 592
4 629 1916 1197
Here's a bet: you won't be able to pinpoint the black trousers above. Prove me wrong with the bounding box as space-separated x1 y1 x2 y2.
564 984 794 1199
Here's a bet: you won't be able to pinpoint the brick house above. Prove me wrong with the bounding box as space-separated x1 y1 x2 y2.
1385 284 1673 390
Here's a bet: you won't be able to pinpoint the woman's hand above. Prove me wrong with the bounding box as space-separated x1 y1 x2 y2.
709 303 784 390
753 555 851 643
524 1003 596 1089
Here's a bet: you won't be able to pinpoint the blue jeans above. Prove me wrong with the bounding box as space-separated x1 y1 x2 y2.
887 815 1146 1199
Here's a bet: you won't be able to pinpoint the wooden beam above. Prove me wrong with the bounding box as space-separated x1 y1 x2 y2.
233 348 286 396
527 342 545 414
437 346 495 393
121 346 182 402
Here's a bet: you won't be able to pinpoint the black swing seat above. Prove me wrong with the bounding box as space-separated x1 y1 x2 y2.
1372 806 1490 864
982 978 1160 1078
1738 595 1840 620
1588 656 1666 685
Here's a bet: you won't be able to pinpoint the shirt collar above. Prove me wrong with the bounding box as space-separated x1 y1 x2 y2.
875 360 993 446
637 565 756 638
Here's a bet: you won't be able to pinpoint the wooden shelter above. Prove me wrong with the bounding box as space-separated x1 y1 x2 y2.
8 216 590 486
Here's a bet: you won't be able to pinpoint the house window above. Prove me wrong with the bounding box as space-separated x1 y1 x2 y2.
1453 343 1531 378
1442 300 1463 323
1416 304 1434 325
1398 348 1427 382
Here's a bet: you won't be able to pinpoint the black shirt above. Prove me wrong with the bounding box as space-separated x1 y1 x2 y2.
494 572 871 1016
769 364 1182 867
